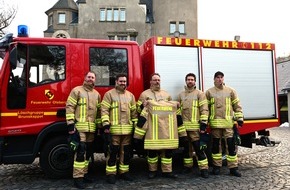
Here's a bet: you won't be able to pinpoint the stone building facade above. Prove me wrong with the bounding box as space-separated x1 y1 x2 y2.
43 0 197 45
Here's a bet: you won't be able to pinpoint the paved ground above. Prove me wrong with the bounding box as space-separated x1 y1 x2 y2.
1 126 290 190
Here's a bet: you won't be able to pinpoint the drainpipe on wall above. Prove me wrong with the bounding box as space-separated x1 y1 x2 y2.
282 81 290 123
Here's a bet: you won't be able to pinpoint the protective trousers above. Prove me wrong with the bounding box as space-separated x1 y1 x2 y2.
211 128 238 169
106 135 131 175
147 149 173 173
183 131 208 170
73 132 94 178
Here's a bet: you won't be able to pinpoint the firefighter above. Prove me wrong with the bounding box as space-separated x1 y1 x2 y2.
205 71 243 177
134 100 186 179
135 73 187 179
66 71 102 189
136 73 172 113
101 74 138 184
177 73 209 178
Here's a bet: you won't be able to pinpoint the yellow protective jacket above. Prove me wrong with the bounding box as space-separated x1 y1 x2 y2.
66 83 101 133
137 88 172 113
205 84 243 128
134 100 186 150
177 86 209 131
101 88 137 135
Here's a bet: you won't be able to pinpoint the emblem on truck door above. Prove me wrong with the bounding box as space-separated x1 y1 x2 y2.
45 90 54 100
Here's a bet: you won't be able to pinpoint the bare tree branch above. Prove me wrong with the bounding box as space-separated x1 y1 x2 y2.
0 0 18 36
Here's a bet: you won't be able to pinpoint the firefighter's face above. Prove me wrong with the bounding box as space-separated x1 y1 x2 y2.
116 76 127 89
150 75 160 88
186 76 196 88
214 75 224 86
85 72 96 85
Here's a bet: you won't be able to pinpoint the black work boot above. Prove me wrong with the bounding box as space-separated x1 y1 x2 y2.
74 177 85 189
211 166 220 175
148 171 157 179
120 173 134 181
83 173 94 183
230 167 242 177
200 169 209 178
162 172 178 179
181 167 192 174
107 174 116 184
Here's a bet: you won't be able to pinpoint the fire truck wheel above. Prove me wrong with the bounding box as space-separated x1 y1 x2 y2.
40 136 73 179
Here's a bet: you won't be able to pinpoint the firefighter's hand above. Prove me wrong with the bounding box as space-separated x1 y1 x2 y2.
103 124 110 133
233 133 241 145
143 100 148 107
199 133 210 151
237 120 243 127
68 132 80 152
68 123 75 134
200 122 207 133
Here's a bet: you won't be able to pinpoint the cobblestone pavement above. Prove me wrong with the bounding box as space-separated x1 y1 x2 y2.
1 127 290 190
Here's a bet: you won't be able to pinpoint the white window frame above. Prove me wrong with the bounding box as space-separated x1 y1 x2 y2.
120 8 126 21
58 13 66 24
113 9 119 21
169 22 176 34
100 8 106 21
107 9 112 21
179 22 185 34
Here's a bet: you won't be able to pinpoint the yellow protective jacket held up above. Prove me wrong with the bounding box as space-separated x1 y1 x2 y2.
134 100 186 150
205 84 243 128
66 82 102 132
177 86 209 131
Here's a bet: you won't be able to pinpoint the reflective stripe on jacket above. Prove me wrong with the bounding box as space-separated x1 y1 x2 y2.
66 85 101 132
136 100 185 150
177 86 208 131
101 88 137 135
205 84 243 128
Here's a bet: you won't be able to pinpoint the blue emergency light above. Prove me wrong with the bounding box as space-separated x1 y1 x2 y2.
17 25 28 37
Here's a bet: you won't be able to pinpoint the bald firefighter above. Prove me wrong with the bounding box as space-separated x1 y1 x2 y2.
136 73 186 179
134 100 186 179
66 71 101 189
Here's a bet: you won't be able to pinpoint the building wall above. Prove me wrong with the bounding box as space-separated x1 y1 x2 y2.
45 0 198 44
77 0 148 44
152 0 197 38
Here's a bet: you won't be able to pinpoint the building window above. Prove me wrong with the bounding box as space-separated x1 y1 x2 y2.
179 22 185 34
169 21 186 34
58 13 66 24
107 9 112 21
108 35 137 42
169 22 176 34
48 15 53 26
120 9 126 21
113 9 119 21
100 8 106 21
99 8 126 22
90 48 128 86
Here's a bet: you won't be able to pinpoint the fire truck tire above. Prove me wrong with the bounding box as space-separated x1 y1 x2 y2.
40 136 73 179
